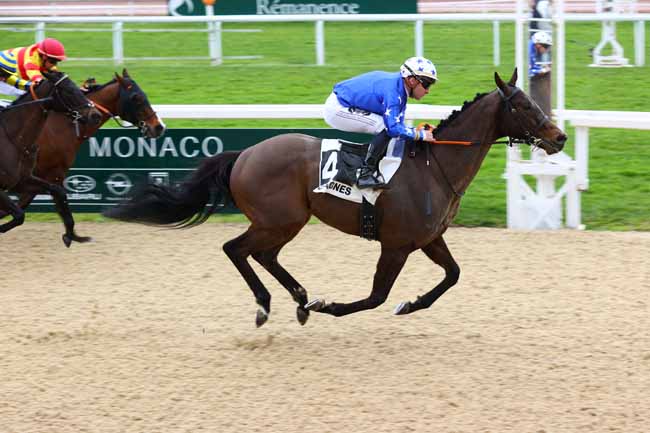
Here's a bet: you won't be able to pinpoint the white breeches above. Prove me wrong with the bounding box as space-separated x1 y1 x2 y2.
323 92 385 135
0 81 25 97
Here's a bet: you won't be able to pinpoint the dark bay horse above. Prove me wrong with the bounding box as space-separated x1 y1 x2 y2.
0 71 101 242
104 69 567 327
0 69 165 246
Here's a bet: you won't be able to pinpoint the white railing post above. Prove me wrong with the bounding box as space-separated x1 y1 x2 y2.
575 125 589 190
515 0 525 89
493 20 500 66
415 20 423 57
506 145 523 229
35 22 45 43
315 20 325 66
205 5 222 66
565 172 581 229
634 20 645 66
112 21 124 66
555 0 566 130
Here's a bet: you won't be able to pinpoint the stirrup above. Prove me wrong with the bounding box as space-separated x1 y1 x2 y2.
357 171 388 190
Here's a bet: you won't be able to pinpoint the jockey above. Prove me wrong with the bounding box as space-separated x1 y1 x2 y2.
0 38 67 97
324 56 438 189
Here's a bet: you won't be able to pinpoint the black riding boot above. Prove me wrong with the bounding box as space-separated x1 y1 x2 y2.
357 130 391 189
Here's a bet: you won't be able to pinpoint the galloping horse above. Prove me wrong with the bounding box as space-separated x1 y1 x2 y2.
0 71 101 243
105 69 567 327
1 69 165 245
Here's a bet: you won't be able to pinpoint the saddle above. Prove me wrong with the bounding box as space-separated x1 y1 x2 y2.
331 140 370 186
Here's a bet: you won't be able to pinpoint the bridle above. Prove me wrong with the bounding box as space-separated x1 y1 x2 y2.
428 85 555 198
0 74 95 137
92 79 159 136
497 85 552 148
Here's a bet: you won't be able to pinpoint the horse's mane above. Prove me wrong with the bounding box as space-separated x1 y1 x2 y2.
84 78 118 94
435 92 490 134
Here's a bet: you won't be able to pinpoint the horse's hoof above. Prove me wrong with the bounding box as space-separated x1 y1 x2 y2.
62 234 72 248
296 307 309 326
394 302 411 315
256 308 269 328
305 299 326 312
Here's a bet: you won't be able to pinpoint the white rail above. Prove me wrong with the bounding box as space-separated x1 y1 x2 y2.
152 103 460 120
0 13 524 68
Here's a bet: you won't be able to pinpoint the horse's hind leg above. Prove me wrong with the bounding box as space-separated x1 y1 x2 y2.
306 246 410 317
223 226 298 327
394 236 460 315
252 244 310 326
0 191 25 233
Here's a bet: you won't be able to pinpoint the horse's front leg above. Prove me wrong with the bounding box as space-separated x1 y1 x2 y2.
19 175 90 247
394 236 460 315
306 246 410 317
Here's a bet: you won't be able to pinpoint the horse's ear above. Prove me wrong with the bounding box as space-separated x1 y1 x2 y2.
115 72 124 86
494 71 507 92
122 68 130 78
508 68 518 86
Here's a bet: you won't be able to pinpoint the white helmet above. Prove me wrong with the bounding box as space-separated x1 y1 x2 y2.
400 56 438 82
532 31 553 46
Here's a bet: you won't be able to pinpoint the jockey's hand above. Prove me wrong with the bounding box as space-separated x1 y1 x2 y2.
416 122 435 132
417 129 435 142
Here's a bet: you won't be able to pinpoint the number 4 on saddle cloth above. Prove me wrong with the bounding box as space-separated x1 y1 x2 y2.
314 137 406 205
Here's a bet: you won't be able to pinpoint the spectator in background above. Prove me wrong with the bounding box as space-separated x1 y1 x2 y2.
529 31 552 78
529 31 553 115
530 0 552 33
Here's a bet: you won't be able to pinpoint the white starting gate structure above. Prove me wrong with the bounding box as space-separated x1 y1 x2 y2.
591 0 637 66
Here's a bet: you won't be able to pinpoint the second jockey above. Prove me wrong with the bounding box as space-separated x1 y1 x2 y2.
0 38 67 97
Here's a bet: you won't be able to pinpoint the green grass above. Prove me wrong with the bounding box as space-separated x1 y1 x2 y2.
3 21 649 230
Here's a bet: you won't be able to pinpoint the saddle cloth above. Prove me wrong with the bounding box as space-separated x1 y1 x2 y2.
313 137 406 205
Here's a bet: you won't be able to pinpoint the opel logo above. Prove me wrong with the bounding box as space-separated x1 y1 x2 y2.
106 173 133 196
64 175 96 193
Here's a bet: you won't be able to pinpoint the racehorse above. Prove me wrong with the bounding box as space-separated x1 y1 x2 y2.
0 71 101 243
104 69 567 327
1 69 165 246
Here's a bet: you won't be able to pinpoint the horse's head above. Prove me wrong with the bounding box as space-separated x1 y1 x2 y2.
115 69 166 138
39 71 102 127
495 68 567 154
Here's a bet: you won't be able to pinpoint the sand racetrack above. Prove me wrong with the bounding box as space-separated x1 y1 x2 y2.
1 222 649 433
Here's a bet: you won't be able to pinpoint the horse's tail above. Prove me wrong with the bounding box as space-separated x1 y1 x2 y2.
103 151 240 228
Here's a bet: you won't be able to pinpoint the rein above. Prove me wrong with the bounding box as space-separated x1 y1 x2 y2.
425 85 549 198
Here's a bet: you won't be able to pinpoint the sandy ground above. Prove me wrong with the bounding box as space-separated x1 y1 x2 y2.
1 222 649 433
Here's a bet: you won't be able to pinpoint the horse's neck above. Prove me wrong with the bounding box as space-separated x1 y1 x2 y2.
430 92 502 195
82 84 118 136
1 104 47 151
89 83 120 118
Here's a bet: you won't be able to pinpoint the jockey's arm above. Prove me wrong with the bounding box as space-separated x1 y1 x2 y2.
383 103 434 142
